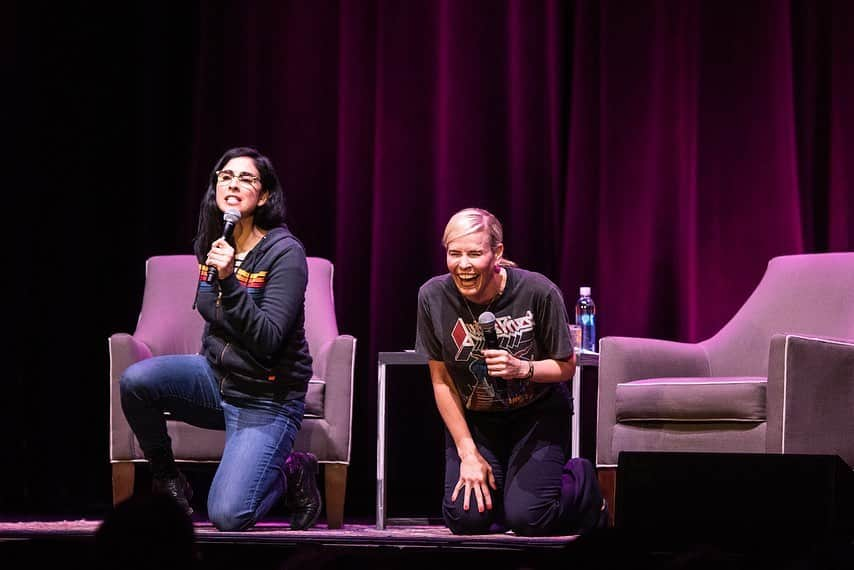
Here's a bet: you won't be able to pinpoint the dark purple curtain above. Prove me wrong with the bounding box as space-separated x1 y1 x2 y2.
8 0 852 516
170 0 854 516
178 0 852 346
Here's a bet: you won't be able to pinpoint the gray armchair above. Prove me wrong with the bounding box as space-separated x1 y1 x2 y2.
596 253 854 502
109 255 355 528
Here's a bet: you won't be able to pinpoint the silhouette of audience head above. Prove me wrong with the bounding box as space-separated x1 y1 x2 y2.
95 494 197 569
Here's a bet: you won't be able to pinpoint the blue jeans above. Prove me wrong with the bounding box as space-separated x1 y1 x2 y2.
120 354 305 531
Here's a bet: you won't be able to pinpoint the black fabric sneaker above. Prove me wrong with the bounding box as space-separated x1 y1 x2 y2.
284 452 322 530
151 471 194 516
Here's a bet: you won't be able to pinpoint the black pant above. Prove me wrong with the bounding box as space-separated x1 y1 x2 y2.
442 383 604 536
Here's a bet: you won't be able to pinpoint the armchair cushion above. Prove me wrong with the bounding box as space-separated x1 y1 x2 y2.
611 422 767 461
616 377 766 422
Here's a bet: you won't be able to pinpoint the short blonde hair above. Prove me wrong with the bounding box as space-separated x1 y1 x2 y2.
442 208 516 267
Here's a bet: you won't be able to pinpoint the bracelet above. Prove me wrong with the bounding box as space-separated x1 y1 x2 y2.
524 359 535 379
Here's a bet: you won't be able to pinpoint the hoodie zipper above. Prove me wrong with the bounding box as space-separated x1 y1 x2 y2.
212 230 279 395
218 342 230 395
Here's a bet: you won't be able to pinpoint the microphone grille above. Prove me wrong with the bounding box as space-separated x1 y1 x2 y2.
478 311 496 328
223 208 242 223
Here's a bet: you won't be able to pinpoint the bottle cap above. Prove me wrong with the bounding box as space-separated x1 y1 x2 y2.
579 286 591 296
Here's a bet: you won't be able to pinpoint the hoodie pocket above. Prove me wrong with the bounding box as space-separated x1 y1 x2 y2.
220 343 274 381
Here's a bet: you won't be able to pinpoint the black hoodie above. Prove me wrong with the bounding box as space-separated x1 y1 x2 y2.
196 226 313 400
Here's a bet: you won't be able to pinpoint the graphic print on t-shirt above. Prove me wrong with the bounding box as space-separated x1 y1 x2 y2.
450 310 537 411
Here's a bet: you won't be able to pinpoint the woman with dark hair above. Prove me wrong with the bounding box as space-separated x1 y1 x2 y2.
120 147 321 532
416 207 609 536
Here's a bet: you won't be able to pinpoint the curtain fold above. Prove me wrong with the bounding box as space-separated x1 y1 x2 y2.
830 0 853 250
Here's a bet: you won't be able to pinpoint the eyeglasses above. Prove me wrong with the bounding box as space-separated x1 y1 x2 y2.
216 170 261 188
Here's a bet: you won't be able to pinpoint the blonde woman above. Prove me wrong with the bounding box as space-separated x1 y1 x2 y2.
416 208 608 536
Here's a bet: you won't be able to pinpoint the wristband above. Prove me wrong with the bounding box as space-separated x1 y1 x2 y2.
524 359 534 379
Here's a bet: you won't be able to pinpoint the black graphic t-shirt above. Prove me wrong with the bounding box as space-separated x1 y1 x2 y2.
416 267 573 412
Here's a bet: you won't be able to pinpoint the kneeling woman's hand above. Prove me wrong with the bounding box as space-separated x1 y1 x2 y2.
453 451 497 512
483 349 528 379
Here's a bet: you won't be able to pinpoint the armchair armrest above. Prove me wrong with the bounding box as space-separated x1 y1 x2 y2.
312 335 356 463
596 336 711 466
109 333 152 461
766 334 854 467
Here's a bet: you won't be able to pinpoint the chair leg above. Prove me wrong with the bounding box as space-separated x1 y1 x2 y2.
324 463 347 529
597 466 616 527
112 462 135 505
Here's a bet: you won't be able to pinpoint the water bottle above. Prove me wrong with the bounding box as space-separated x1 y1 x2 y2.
575 286 597 352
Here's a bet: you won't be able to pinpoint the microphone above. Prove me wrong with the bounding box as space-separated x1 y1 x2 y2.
206 208 242 283
478 311 500 350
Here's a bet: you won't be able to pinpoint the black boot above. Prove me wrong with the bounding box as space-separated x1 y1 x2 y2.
147 447 193 516
151 471 194 517
284 452 322 530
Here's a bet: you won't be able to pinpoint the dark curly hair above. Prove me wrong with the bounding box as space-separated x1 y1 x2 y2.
193 147 286 262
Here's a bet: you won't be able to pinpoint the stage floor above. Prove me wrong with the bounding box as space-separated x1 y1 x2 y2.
0 518 576 548
2 517 851 569
0 517 585 570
